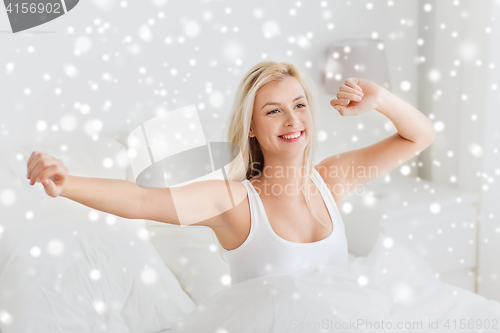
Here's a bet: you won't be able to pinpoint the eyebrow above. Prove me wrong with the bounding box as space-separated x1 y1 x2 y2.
260 95 306 110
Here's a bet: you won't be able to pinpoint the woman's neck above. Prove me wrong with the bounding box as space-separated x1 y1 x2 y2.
251 156 311 199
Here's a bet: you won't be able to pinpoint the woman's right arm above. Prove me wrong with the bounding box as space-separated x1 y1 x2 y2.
27 151 247 228
139 179 247 228
60 176 145 221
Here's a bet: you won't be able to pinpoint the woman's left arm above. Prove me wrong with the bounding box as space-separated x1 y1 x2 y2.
374 84 437 145
317 78 437 197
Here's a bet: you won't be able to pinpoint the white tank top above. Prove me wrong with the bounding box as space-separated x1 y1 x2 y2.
222 167 349 285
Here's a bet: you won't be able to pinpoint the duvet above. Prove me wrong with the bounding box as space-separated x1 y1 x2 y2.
171 236 500 333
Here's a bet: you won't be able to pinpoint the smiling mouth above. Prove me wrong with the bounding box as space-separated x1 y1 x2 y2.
278 130 305 140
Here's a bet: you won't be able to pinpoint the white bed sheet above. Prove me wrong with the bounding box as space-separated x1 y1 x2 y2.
169 232 500 333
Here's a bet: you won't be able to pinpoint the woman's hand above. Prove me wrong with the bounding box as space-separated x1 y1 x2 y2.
330 77 384 116
27 152 69 198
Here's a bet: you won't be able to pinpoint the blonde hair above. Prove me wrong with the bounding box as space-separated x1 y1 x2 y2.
213 61 326 263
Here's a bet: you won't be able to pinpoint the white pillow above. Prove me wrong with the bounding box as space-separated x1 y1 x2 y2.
147 222 231 306
0 212 196 333
0 134 129 218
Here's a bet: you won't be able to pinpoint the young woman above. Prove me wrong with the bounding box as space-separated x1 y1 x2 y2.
27 61 436 330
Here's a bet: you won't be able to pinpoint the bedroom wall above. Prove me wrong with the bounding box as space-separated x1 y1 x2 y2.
416 0 500 301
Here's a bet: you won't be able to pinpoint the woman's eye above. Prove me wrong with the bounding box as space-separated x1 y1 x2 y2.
267 103 305 114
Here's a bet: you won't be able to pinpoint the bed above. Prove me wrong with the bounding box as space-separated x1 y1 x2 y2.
0 132 498 333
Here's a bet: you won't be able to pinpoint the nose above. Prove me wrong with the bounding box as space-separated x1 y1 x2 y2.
284 108 301 127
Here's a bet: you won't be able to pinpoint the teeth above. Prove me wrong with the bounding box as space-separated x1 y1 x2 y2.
280 131 302 139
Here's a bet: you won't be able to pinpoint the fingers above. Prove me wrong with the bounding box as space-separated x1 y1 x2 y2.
330 98 349 114
27 151 36 168
345 77 363 92
329 78 365 116
29 159 57 185
27 151 38 177
44 179 57 197
36 165 58 185
330 98 350 108
337 82 364 101
27 152 46 178
339 85 364 97
336 91 363 102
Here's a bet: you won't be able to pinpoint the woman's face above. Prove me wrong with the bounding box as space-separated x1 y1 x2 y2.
250 76 312 157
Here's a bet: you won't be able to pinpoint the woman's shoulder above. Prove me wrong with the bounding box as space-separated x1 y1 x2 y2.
217 179 248 209
185 179 248 218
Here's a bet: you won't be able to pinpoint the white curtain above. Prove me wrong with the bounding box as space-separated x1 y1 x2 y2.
417 0 500 300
